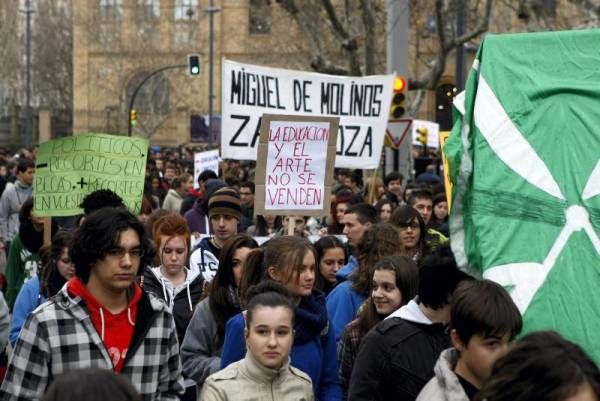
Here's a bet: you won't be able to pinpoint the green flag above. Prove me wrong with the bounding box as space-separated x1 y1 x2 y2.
446 29 600 362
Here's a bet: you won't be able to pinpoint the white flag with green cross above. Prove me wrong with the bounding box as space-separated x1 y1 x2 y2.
446 29 600 362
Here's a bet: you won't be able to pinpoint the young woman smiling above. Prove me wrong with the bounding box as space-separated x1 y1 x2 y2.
338 256 419 399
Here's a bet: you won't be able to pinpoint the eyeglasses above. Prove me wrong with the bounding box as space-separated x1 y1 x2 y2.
106 247 145 259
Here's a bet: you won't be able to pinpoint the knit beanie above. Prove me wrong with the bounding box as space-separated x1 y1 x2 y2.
208 187 241 220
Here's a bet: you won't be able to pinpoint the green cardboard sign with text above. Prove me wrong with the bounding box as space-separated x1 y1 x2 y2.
33 133 149 217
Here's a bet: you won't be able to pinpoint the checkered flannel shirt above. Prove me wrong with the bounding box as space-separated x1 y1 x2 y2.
0 286 185 401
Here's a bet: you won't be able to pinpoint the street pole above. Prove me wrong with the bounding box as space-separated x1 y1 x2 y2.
127 64 186 136
206 1 220 149
456 0 466 92
24 0 33 149
385 0 411 181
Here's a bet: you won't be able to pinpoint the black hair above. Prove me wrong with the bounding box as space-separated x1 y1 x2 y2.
16 158 35 173
476 331 600 401
198 169 218 184
408 188 433 206
18 198 56 253
209 234 259 344
451 279 522 345
39 229 74 298
390 205 427 257
70 207 156 283
344 203 378 225
418 246 472 309
79 189 125 215
240 181 255 193
384 171 403 186
41 368 141 401
253 215 283 236
245 281 295 328
314 235 348 294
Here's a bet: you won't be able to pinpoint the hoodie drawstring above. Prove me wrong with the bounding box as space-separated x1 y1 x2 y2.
127 307 135 326
186 282 192 312
99 307 105 340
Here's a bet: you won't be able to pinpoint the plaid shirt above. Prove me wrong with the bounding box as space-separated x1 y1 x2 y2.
0 285 185 401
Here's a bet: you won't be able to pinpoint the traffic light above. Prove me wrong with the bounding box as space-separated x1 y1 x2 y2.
188 54 201 76
417 127 429 145
130 109 138 127
390 76 407 119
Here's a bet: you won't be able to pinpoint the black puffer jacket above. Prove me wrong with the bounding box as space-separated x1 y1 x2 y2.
348 302 450 401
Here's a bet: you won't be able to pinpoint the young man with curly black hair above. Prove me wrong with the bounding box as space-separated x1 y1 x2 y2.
0 207 184 401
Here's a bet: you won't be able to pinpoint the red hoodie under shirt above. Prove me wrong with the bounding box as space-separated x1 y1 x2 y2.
68 277 142 373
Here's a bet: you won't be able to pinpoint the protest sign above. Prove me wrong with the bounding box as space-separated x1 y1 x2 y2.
411 119 440 148
221 59 394 169
254 114 338 217
193 149 220 189
33 133 149 216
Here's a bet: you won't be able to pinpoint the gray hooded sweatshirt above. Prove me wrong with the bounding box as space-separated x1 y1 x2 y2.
0 181 33 242
416 348 470 401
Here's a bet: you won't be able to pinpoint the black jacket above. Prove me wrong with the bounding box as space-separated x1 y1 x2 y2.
348 316 450 401
141 267 204 345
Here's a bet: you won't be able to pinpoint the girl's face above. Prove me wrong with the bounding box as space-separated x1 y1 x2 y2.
319 247 345 284
434 201 449 220
372 269 402 316
272 251 316 298
232 246 252 288
264 215 277 228
245 306 294 370
398 218 421 251
151 178 160 190
379 204 392 223
159 235 188 276
335 203 348 224
56 247 75 280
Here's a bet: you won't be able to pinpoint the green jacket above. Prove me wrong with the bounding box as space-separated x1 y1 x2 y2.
5 234 40 308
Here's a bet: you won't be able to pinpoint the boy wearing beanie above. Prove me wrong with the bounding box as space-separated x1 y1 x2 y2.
189 187 241 282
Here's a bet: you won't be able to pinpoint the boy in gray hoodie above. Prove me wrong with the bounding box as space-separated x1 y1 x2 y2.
0 159 34 249
416 280 522 401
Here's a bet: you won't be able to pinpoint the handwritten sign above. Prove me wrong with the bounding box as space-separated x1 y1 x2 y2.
221 59 394 169
33 133 149 217
254 114 338 217
193 150 220 189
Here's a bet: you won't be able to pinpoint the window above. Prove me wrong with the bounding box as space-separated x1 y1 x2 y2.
174 0 198 20
98 0 122 21
173 24 197 48
249 0 271 34
137 0 160 20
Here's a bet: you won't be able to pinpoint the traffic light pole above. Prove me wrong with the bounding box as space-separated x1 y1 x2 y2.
127 64 186 137
385 0 411 181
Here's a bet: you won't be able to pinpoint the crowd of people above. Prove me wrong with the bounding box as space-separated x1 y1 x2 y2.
0 145 596 401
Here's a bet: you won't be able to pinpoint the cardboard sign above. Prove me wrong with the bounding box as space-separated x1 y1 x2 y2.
193 150 220 189
33 133 149 217
221 59 394 169
255 114 338 216
411 119 440 148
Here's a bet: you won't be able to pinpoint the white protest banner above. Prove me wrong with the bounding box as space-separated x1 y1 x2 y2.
221 59 395 169
254 114 338 217
193 150 220 189
411 119 440 148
